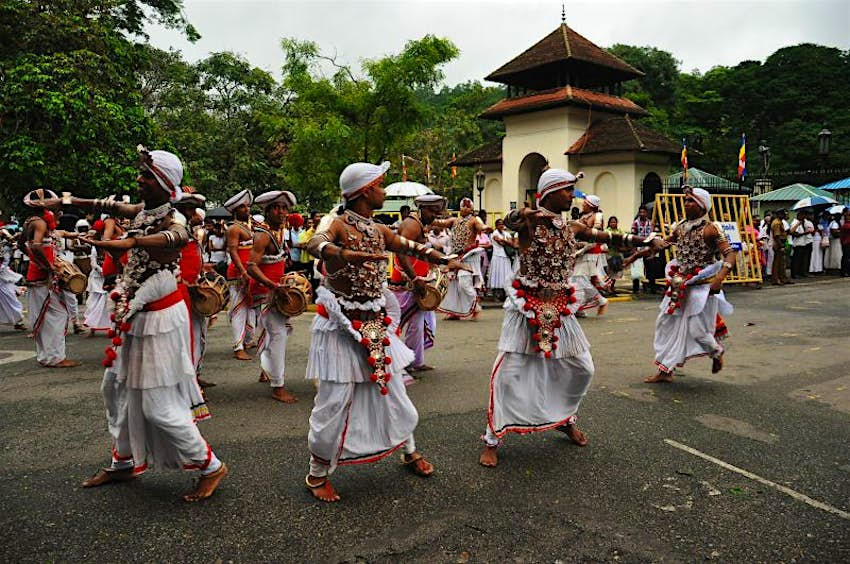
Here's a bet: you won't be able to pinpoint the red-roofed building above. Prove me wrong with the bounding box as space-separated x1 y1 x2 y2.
456 21 677 223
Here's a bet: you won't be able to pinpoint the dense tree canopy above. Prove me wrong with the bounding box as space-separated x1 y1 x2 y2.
1 1 847 219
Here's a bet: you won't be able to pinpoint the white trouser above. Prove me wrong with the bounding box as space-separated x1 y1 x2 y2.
28 285 68 365
258 306 290 387
228 283 254 351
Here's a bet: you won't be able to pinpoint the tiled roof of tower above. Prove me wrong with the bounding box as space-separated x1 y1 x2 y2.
479 86 648 120
453 139 503 167
565 115 679 156
486 24 642 84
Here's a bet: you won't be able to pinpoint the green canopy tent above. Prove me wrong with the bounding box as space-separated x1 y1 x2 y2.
750 183 833 215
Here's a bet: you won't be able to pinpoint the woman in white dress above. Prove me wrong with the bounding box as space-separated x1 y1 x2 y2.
809 212 824 274
0 232 25 329
824 213 843 270
488 219 516 300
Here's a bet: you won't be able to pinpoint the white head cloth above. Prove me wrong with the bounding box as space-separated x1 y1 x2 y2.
178 192 206 209
255 190 297 209
140 148 184 203
459 197 473 208
684 185 712 212
414 194 446 208
196 208 206 221
252 214 265 223
584 195 601 209
224 189 254 212
23 188 59 206
537 169 583 201
339 161 390 200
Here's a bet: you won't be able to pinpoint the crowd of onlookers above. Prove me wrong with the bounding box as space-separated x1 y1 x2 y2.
754 207 850 284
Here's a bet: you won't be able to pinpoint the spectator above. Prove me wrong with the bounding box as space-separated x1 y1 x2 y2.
630 205 653 294
759 212 774 277
825 212 843 271
427 226 450 255
770 210 791 285
391 205 410 231
603 216 624 295
789 210 814 278
207 221 228 277
810 211 824 275
285 213 305 273
488 218 515 301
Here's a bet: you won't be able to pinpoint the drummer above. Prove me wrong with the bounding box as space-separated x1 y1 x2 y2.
224 189 256 361
175 191 212 387
389 193 447 373
22 189 80 368
246 190 299 404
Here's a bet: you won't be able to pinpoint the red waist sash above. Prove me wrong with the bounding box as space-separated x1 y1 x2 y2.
179 241 202 284
390 255 430 284
102 251 128 277
26 246 55 282
142 289 184 311
227 247 252 279
250 261 285 297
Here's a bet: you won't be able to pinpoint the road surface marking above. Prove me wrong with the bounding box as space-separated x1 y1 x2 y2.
0 350 37 364
664 439 850 521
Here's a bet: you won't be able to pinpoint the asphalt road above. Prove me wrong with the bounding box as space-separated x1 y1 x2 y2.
1 278 848 562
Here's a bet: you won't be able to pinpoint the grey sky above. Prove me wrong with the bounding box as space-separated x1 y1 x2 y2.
148 0 850 85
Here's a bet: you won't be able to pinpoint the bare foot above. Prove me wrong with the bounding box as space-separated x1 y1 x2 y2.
183 463 228 502
306 475 340 502
271 386 298 403
597 303 608 316
81 467 136 488
557 424 589 446
401 452 434 477
48 359 81 368
711 354 724 374
233 349 252 361
258 370 270 383
644 372 674 384
479 445 498 467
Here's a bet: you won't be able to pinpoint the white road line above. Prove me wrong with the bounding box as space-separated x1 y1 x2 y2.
664 439 850 521
0 350 37 364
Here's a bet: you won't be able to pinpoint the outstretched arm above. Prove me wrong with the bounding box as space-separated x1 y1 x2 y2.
381 225 469 273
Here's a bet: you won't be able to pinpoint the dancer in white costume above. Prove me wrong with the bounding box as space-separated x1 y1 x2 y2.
43 147 229 501
437 197 486 319
0 229 25 329
388 193 447 373
479 169 659 468
83 223 113 333
247 190 299 403
626 186 737 384
224 189 256 360
304 161 468 502
22 191 80 368
571 194 609 315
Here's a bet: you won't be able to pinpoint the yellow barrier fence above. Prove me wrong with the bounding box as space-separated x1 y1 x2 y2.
652 193 763 284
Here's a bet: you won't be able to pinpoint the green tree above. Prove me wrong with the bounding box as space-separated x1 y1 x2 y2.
276 35 459 209
0 0 196 214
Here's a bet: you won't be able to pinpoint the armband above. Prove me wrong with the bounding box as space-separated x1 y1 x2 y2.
721 261 734 270
439 253 458 266
317 241 332 257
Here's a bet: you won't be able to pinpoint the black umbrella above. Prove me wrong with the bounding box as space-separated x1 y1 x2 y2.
206 206 231 220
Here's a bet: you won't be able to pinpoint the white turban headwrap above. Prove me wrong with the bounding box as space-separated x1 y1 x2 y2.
684 185 712 212
224 189 254 212
415 194 446 208
339 161 390 200
459 197 474 208
196 208 206 221
255 190 297 209
138 145 184 203
584 194 601 209
537 169 583 201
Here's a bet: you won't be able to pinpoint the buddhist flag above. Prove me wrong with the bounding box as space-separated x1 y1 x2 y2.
451 151 457 179
737 133 746 180
681 138 689 181
401 154 408 182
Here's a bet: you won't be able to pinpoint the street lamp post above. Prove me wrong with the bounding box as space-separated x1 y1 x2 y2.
818 124 831 158
475 168 485 211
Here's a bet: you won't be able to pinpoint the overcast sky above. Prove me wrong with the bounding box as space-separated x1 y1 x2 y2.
148 0 850 85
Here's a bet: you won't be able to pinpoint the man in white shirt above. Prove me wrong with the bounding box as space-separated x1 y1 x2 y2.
789 210 814 278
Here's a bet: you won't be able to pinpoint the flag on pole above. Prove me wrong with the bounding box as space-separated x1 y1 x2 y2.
737 133 746 180
451 151 457 180
680 138 689 182
401 154 408 182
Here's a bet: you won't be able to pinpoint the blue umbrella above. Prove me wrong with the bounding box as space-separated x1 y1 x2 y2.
791 195 837 210
573 189 586 199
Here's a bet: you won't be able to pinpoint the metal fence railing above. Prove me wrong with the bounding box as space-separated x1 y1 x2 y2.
652 194 763 285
